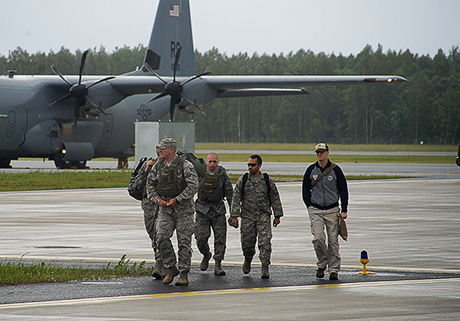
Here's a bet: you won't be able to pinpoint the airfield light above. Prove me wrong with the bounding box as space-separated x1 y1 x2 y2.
356 250 375 275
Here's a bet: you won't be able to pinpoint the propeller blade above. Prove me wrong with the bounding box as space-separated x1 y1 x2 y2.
85 97 98 109
86 76 116 89
144 92 168 105
143 63 168 84
51 65 73 87
169 97 176 121
48 93 72 107
182 95 207 115
97 106 108 116
173 46 182 82
181 71 211 86
74 102 81 125
78 50 89 85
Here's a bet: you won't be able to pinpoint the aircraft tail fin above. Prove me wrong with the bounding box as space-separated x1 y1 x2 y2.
143 0 196 77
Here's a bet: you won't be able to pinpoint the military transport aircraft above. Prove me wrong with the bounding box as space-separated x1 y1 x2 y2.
0 0 406 169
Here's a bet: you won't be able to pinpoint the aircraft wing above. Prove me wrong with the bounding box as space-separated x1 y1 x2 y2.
203 75 407 98
109 76 167 96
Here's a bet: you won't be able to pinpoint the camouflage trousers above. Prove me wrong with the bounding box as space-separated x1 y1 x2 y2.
141 198 160 261
195 208 227 261
156 206 194 273
240 213 272 266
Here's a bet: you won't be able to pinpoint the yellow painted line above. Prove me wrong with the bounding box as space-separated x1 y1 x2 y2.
1 278 459 310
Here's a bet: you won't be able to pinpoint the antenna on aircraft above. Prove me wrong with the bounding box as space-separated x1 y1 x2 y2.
143 47 210 121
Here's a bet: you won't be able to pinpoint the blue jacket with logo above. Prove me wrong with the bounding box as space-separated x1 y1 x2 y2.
302 160 348 213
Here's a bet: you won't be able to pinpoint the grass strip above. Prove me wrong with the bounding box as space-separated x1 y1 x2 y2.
0 255 152 286
0 170 132 191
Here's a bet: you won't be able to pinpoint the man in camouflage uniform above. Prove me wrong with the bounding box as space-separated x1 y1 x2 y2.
195 152 233 276
230 154 284 279
147 138 199 286
134 155 165 279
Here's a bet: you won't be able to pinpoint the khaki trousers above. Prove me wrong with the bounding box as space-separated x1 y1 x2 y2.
308 206 341 273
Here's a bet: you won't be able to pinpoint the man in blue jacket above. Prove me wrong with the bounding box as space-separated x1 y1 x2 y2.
302 143 348 281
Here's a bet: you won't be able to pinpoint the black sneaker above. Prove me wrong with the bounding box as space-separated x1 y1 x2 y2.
316 268 325 278
329 272 338 280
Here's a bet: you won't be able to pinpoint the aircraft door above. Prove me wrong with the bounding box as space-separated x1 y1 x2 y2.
6 111 16 137
0 108 27 155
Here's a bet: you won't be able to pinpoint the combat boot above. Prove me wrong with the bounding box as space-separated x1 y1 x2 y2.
162 265 179 284
214 259 226 276
175 272 189 286
261 264 270 279
200 251 212 271
242 257 252 274
152 259 165 280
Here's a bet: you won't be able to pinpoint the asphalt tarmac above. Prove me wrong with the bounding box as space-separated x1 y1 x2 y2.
1 162 460 320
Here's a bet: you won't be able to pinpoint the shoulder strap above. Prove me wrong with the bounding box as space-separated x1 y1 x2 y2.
263 173 272 206
241 173 249 199
263 173 271 195
311 163 337 189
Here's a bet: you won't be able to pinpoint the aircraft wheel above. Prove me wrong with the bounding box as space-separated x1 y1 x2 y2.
53 153 72 169
0 158 11 168
72 160 87 169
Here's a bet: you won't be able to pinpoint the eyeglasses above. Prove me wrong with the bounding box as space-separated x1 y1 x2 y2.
247 163 259 167
208 160 218 163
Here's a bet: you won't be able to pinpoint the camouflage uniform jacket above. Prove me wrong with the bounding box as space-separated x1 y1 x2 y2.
231 171 284 219
195 165 233 215
146 155 199 212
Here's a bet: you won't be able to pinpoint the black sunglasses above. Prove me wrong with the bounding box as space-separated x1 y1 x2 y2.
247 163 259 167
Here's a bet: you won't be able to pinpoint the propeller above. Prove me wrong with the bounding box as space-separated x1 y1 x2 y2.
143 47 210 121
49 49 115 122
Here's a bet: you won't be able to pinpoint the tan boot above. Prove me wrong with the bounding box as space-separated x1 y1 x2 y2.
214 259 226 276
175 272 189 286
261 264 270 279
200 252 212 271
242 257 252 274
162 265 179 284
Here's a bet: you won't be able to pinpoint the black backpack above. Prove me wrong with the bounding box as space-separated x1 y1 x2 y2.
127 157 152 201
176 150 207 177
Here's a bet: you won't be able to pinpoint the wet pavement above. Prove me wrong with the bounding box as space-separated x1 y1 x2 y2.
1 166 460 320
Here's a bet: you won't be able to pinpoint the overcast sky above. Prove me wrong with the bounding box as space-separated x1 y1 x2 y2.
1 0 459 58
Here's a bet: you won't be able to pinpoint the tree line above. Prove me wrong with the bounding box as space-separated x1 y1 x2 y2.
1 45 459 145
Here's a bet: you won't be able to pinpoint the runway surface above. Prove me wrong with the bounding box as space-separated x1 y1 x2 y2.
1 167 460 319
4 159 460 178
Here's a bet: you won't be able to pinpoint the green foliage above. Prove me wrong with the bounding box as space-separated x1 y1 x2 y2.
0 256 153 285
1 45 459 144
0 170 132 191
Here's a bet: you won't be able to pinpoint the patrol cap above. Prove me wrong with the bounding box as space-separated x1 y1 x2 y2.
314 143 329 153
156 137 177 150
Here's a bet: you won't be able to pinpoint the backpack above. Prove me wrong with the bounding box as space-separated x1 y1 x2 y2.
127 157 152 201
176 150 207 177
241 172 271 205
